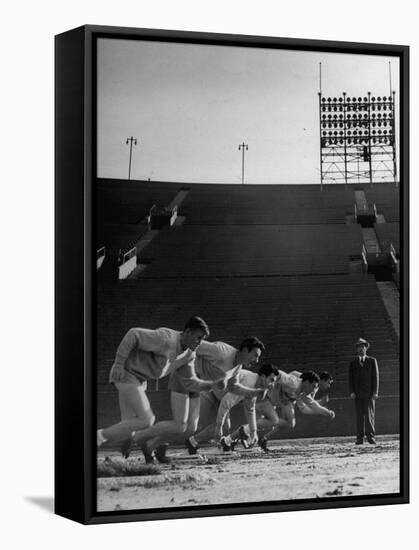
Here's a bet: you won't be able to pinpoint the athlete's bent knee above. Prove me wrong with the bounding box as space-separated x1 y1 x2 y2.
174 421 188 434
145 414 155 428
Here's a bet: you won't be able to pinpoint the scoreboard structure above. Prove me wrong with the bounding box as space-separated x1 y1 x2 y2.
318 92 397 186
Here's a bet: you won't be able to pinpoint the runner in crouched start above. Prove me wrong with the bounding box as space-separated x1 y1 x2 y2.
235 370 336 452
213 363 279 452
97 316 212 463
130 339 229 464
184 337 267 454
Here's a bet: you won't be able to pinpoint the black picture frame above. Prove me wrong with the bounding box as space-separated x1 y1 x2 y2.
55 24 409 525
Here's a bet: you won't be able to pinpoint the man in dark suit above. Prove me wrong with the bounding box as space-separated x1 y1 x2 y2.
349 338 379 445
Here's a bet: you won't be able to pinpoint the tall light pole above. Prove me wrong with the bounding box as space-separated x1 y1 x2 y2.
238 142 248 184
126 136 138 180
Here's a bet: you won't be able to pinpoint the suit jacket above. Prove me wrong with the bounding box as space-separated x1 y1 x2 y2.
349 355 379 398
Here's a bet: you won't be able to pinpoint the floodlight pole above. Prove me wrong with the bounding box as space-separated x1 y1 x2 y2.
391 91 397 186
318 92 324 191
238 142 248 184
367 93 373 185
343 92 348 187
126 136 138 180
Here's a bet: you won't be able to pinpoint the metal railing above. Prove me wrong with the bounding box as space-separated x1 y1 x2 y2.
123 247 136 263
148 204 178 228
96 246 106 270
361 244 368 272
389 243 399 273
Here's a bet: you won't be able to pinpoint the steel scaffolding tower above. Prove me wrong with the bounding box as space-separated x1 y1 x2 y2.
319 92 397 186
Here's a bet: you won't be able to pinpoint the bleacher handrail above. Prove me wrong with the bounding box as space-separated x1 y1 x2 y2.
123 247 136 263
361 244 368 272
389 242 399 273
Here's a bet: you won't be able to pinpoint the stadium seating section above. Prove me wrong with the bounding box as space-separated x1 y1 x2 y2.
375 222 400 253
140 224 363 277
364 185 400 222
96 179 401 435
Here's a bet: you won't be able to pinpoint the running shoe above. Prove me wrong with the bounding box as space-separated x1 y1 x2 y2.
155 444 171 464
185 436 199 455
120 437 132 459
258 436 270 453
141 442 155 464
220 436 232 452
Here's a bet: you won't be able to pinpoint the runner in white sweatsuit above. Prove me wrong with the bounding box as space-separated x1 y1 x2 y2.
184 337 267 453
212 364 279 449
131 337 266 460
96 317 211 451
238 370 336 451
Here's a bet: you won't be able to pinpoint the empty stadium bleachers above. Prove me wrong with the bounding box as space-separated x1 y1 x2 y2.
180 183 357 225
96 180 187 257
96 222 148 255
97 274 399 383
139 224 364 277
375 222 400 253
96 178 401 436
363 183 400 222
97 178 185 225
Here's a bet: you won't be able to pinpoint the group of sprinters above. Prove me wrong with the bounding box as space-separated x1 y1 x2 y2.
97 316 336 464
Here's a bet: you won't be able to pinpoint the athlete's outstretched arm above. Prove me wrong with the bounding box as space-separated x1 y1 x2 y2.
229 381 265 398
214 397 233 439
176 362 227 393
297 394 335 417
242 397 258 442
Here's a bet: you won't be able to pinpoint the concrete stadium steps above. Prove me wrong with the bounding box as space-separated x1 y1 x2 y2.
97 179 186 225
138 224 363 277
96 222 148 255
180 183 361 225
97 389 399 437
96 274 399 388
95 180 399 227
363 184 400 222
375 222 400 253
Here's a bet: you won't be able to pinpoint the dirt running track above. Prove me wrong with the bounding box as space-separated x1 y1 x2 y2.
97 435 400 512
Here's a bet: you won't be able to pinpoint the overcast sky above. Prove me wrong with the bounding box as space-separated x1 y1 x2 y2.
97 38 399 184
